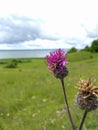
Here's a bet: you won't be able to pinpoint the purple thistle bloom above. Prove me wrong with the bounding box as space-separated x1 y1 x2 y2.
46 49 69 79
61 108 66 113
40 127 45 130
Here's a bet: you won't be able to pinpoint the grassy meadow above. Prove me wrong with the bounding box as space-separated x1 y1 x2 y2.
0 51 98 130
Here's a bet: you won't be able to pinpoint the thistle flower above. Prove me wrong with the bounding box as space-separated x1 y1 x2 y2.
46 49 76 130
40 127 45 130
76 78 98 111
46 49 68 79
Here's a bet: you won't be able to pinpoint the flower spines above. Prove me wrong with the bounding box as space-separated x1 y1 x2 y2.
77 78 98 97
46 49 67 64
76 78 98 111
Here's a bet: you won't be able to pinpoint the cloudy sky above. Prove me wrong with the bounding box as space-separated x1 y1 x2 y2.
0 0 98 50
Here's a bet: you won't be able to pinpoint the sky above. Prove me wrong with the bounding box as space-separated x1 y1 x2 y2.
0 0 98 50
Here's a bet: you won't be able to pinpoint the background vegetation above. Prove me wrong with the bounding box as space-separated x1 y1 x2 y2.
68 38 98 53
0 51 98 130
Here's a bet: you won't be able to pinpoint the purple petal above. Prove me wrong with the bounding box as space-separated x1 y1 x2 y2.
61 108 66 113
40 127 45 130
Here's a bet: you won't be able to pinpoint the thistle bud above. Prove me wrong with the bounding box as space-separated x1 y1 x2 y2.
54 66 68 79
76 92 98 111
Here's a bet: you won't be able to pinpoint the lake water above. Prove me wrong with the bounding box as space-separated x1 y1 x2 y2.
0 49 67 59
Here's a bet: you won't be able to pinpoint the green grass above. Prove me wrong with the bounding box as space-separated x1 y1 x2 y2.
0 51 98 130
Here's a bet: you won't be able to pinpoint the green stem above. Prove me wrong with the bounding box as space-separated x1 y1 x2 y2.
78 109 88 130
61 79 76 130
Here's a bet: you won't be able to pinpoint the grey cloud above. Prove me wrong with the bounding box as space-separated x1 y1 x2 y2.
64 38 88 49
40 34 59 41
0 15 58 44
86 29 98 38
82 23 98 39
0 15 42 44
64 38 80 46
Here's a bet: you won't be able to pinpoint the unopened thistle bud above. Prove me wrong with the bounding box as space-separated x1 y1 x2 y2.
76 78 98 112
54 65 68 79
45 49 69 79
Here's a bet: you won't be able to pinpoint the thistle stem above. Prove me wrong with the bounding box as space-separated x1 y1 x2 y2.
61 79 76 130
78 109 88 130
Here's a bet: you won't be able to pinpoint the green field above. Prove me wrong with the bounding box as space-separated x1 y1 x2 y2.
0 51 98 130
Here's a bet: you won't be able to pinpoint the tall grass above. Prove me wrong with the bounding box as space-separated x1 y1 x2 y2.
0 51 98 130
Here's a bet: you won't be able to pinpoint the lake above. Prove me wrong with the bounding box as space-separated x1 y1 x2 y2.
0 49 68 59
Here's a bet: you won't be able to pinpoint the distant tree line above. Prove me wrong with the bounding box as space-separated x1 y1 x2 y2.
5 59 18 68
68 39 98 53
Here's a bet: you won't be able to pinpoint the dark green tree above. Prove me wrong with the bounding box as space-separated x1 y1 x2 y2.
68 47 77 53
81 45 91 52
91 39 98 52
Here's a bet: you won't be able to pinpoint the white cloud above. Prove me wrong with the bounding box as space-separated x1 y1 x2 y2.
0 0 98 49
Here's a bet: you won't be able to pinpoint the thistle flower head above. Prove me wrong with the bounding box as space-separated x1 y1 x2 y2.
77 78 98 97
46 49 69 79
76 78 98 111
